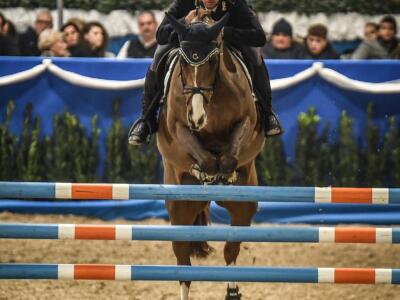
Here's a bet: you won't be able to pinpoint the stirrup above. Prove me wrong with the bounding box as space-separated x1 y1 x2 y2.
128 119 152 146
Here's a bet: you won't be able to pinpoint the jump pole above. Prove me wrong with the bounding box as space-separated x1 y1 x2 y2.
1 224 399 244
1 182 399 204
1 264 399 284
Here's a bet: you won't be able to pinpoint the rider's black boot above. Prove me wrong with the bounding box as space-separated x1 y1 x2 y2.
128 69 160 145
253 63 283 137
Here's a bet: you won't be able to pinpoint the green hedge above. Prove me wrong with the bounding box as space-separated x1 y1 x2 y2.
1 99 400 186
1 0 399 14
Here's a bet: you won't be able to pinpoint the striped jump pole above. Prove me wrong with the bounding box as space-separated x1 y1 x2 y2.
1 224 400 244
1 182 400 204
0 264 399 284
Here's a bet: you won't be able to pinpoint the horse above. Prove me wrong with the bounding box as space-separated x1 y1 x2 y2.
156 10 265 300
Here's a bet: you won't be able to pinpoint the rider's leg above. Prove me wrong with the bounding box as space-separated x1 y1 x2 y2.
128 44 175 145
238 46 283 137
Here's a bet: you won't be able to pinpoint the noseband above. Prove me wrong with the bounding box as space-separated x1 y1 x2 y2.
178 43 221 105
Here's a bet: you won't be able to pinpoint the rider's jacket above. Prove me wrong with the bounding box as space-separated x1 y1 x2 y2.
157 0 266 47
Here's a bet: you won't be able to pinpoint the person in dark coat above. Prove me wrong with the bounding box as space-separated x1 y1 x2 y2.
69 21 114 57
118 10 158 58
352 16 400 59
304 24 339 59
18 10 53 56
61 21 82 55
0 13 20 56
129 0 282 146
261 18 305 59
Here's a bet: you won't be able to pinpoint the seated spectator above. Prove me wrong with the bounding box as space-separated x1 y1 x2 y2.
67 17 86 32
352 16 400 59
70 21 114 57
364 22 378 41
38 29 69 57
0 13 20 55
18 10 53 56
261 18 305 59
304 24 339 59
118 10 158 58
61 21 81 53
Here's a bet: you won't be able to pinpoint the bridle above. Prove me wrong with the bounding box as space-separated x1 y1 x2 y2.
178 42 221 106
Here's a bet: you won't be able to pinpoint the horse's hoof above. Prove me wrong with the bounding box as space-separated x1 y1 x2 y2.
218 155 238 174
226 171 238 184
225 286 241 300
199 156 218 175
190 164 218 184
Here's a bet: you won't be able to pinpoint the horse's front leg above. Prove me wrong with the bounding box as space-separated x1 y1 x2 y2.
218 116 252 179
175 122 218 181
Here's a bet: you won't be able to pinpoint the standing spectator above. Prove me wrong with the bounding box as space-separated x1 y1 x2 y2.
352 16 400 59
18 10 53 56
70 21 114 57
61 21 81 54
304 24 339 59
0 13 20 55
364 22 379 41
118 11 158 58
38 29 69 57
261 18 305 59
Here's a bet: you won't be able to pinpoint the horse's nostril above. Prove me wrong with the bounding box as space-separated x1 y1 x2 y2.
199 115 205 125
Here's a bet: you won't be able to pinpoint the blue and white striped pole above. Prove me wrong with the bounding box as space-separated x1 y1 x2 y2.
1 264 400 284
1 224 400 243
1 182 400 204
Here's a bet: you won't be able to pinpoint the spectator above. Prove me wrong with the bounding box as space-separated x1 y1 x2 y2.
352 16 400 59
118 10 158 58
67 17 86 31
3 19 19 48
18 10 53 56
38 29 69 57
364 22 378 41
261 18 305 59
61 21 81 53
70 21 114 57
0 13 20 55
304 24 339 59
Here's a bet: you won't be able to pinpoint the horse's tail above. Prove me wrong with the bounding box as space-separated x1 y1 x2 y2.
190 203 214 258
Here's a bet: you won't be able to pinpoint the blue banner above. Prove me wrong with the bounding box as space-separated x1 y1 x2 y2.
1 58 399 163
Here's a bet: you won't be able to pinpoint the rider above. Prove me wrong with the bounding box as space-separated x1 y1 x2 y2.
128 0 282 145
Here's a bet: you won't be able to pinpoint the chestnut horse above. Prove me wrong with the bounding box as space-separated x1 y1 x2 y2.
156 11 265 300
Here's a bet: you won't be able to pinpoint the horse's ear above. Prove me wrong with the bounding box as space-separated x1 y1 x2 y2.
165 12 187 36
222 44 237 73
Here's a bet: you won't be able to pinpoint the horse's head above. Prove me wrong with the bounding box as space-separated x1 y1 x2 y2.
166 12 229 131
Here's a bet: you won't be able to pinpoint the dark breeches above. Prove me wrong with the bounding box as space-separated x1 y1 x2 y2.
233 45 264 76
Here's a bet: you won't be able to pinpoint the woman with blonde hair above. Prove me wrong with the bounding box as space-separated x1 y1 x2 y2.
38 29 69 57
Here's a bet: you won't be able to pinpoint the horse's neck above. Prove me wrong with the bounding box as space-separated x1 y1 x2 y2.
219 46 240 87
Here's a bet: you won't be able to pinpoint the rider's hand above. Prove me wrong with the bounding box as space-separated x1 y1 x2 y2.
185 10 197 24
